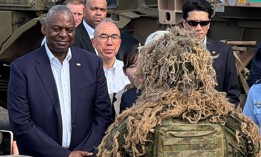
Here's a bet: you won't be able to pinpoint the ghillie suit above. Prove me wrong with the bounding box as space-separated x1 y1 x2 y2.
97 27 261 157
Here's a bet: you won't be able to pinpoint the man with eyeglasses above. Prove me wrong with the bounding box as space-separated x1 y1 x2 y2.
182 0 240 106
74 0 107 54
92 18 130 118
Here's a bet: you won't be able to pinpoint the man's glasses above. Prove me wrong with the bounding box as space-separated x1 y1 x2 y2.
94 34 121 42
186 20 210 27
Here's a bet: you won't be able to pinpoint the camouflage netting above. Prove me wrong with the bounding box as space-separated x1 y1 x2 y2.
98 27 261 157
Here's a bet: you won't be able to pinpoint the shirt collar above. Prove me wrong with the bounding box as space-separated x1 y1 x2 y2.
45 43 72 62
104 58 117 73
203 36 207 46
83 20 94 39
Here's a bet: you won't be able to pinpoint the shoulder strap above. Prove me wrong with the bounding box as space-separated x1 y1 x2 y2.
234 51 250 94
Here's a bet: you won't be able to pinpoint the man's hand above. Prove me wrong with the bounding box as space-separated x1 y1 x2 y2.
12 141 19 155
69 150 93 157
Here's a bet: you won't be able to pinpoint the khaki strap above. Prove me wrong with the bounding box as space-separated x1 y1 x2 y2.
233 51 249 95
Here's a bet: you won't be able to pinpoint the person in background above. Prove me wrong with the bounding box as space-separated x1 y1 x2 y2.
119 31 170 114
65 0 85 28
182 0 240 106
115 45 142 114
74 0 107 54
243 79 261 134
248 43 261 87
8 5 112 156
92 18 130 117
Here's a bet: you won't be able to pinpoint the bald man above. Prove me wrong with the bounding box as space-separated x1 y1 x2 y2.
74 0 107 54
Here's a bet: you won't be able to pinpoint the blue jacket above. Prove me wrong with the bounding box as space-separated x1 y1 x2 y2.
8 46 112 156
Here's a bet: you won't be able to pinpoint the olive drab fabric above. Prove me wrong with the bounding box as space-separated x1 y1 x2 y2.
153 119 226 157
152 116 258 157
103 114 259 157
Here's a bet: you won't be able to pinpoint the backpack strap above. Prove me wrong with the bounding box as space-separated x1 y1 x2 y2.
225 114 260 156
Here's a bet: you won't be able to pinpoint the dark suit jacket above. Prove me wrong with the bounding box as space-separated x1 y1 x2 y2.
8 46 112 156
248 42 261 87
74 21 96 54
120 87 142 113
206 38 240 105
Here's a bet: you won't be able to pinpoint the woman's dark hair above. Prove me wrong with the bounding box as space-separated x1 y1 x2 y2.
123 45 139 72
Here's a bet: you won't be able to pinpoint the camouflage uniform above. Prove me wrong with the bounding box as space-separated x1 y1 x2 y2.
103 113 259 157
98 27 261 157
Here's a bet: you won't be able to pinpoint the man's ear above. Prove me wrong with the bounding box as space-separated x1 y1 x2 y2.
41 24 46 35
91 38 95 46
83 7 86 18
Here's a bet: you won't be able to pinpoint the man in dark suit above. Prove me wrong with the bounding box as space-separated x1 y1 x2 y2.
8 5 112 157
182 0 240 105
74 0 107 54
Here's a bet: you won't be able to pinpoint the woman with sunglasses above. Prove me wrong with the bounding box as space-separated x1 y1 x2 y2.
182 0 240 106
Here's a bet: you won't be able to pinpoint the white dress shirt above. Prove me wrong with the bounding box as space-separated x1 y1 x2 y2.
104 59 130 94
83 20 98 55
83 20 94 39
45 43 72 148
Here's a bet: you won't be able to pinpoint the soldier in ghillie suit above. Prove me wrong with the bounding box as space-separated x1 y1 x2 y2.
97 27 261 157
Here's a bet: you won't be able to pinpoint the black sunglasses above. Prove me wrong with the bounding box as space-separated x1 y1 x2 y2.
186 20 210 26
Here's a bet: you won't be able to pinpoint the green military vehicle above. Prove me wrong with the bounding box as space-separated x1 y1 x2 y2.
1 0 261 126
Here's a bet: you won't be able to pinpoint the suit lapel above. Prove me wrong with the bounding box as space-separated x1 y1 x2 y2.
206 38 214 53
206 38 218 56
35 47 60 109
79 23 96 53
69 48 83 117
35 46 63 144
206 38 219 74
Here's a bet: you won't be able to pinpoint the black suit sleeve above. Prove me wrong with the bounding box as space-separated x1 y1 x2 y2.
225 46 241 105
248 43 261 87
120 92 132 113
208 39 240 105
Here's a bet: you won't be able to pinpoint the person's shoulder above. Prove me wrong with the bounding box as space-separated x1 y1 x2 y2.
70 46 102 67
74 22 87 38
103 118 129 152
115 59 124 68
115 59 124 65
122 87 141 100
75 22 84 32
250 81 261 91
71 46 98 58
124 87 138 95
208 38 231 49
12 46 43 65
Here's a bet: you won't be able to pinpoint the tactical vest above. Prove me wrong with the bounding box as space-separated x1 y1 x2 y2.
146 115 259 157
104 114 259 157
